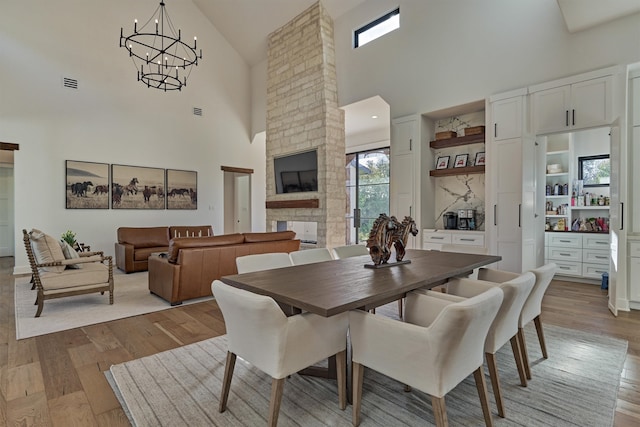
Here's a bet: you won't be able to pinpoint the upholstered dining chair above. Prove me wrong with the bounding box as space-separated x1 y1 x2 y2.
478 263 557 379
211 280 349 427
331 244 369 259
23 229 114 317
422 271 535 418
332 244 405 318
349 287 504 427
235 252 292 274
289 247 334 265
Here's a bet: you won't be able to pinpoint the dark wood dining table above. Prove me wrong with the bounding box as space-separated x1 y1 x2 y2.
220 249 502 317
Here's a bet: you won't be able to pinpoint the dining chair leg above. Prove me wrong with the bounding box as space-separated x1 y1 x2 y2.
352 362 364 426
473 366 494 427
431 395 448 427
510 335 527 387
486 352 505 418
336 350 347 410
219 351 236 412
534 316 548 359
397 298 403 319
518 327 532 380
268 377 286 427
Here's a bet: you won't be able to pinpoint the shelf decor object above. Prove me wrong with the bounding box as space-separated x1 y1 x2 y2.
435 130 457 140
464 125 485 136
474 151 485 166
119 1 203 91
454 154 469 168
436 156 450 169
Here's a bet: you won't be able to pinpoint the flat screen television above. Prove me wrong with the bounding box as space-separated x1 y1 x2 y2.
274 150 318 194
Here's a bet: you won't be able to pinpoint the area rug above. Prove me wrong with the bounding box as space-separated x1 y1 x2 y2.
107 322 627 426
14 271 213 340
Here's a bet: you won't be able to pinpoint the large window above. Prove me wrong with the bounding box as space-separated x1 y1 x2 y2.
354 8 400 48
578 154 610 187
345 149 390 244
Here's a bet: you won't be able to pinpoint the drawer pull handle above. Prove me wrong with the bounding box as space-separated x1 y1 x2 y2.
559 240 571 243
560 266 571 270
460 238 475 242
595 241 607 244
595 270 607 274
430 237 445 240
560 253 572 256
595 256 607 259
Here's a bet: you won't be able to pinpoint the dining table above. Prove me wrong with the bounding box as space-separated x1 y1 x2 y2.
220 248 501 383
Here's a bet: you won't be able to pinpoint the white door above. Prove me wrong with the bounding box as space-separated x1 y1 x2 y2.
234 174 251 233
608 124 625 316
0 163 14 257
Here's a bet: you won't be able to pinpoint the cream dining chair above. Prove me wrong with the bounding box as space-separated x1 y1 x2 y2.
477 263 557 379
422 271 535 418
349 286 504 427
211 280 349 427
289 247 333 265
235 252 292 273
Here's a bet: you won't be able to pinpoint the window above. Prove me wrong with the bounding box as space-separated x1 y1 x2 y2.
578 154 610 186
354 8 400 48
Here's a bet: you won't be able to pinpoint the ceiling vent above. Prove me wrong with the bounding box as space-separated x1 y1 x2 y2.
62 77 78 90
193 107 203 116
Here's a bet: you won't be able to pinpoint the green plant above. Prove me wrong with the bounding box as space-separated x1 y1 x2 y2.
61 230 77 246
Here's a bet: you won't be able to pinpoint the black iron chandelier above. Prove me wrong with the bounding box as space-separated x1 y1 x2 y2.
119 1 202 91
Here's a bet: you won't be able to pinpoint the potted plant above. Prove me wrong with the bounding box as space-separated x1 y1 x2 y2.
61 230 77 248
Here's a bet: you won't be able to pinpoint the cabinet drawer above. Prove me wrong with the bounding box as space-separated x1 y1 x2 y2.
583 235 610 250
582 249 609 265
452 233 485 246
554 260 582 276
547 233 582 248
583 264 609 280
548 247 582 262
423 232 452 245
629 241 640 258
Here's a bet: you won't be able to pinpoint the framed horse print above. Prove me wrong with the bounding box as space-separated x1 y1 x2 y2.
111 164 165 209
66 160 109 209
166 169 197 210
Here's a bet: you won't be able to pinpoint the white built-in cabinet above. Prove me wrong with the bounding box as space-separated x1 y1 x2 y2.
531 75 612 135
486 89 537 273
390 115 421 248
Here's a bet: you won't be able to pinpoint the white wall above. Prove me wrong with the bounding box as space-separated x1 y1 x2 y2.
332 0 640 118
0 0 265 272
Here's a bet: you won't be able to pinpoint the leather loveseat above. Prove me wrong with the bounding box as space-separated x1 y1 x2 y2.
148 231 300 305
115 225 213 273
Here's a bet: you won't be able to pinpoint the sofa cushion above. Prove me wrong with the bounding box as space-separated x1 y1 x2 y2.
135 246 170 261
60 240 82 269
169 225 214 238
243 231 296 243
29 229 65 273
117 227 169 248
40 262 109 290
167 234 245 263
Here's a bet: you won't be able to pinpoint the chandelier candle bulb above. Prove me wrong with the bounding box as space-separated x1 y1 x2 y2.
134 19 137 33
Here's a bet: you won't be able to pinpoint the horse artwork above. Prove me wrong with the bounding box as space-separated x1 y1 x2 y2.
366 214 418 267
65 160 109 209
111 164 165 209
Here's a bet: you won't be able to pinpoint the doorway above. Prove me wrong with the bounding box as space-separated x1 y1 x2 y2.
344 148 390 244
222 166 253 234
0 148 15 257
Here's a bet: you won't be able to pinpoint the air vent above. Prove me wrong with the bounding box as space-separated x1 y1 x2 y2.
62 77 78 89
193 107 203 116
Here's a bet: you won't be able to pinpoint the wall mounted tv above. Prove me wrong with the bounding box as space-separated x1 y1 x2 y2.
274 150 318 194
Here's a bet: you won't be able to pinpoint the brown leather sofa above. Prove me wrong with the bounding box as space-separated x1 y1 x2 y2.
115 225 213 273
148 231 300 305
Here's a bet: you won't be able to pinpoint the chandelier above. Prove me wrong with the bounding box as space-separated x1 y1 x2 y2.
119 1 202 91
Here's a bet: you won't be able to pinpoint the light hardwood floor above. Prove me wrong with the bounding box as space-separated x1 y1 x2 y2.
1 256 639 426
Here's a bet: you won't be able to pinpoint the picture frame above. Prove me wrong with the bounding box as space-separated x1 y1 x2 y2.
65 160 110 209
454 154 469 168
111 164 165 209
435 156 450 170
166 169 197 210
474 151 486 167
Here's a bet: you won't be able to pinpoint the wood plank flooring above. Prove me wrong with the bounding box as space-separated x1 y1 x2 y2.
2 256 640 426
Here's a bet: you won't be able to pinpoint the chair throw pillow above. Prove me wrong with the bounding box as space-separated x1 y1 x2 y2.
29 229 65 273
60 240 82 269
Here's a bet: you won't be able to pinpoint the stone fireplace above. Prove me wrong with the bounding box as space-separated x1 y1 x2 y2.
265 2 346 248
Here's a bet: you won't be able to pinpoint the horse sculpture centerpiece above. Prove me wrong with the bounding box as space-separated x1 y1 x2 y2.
365 214 418 268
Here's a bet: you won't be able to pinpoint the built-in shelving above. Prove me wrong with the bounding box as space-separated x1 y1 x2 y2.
429 165 485 177
429 133 485 177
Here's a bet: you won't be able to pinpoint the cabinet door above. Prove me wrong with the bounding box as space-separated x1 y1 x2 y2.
532 85 571 134
492 96 522 140
632 77 640 127
571 76 611 130
391 118 416 155
391 153 415 247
